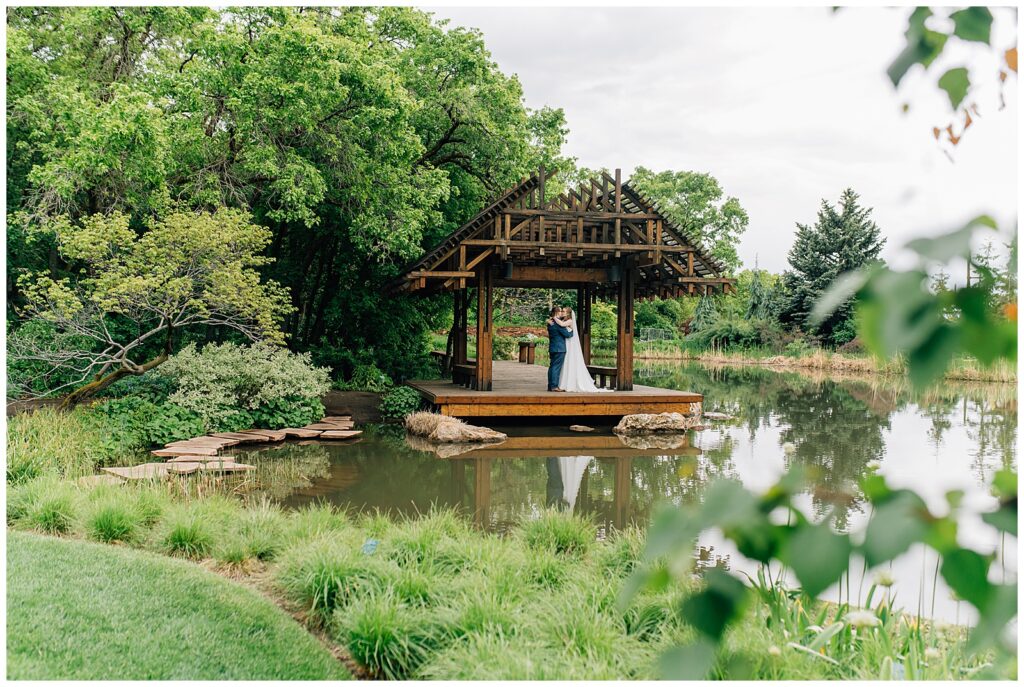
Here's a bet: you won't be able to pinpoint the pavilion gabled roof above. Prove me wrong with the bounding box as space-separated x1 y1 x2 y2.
390 168 734 299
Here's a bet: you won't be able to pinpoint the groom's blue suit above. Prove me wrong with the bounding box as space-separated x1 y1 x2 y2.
547 320 574 391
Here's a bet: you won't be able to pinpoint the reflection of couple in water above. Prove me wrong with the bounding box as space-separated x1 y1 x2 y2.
545 456 593 511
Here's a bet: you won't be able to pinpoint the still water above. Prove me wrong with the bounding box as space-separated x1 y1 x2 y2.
233 361 1017 623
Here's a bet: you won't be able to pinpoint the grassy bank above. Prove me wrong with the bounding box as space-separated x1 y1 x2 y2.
6 476 996 680
6 531 348 680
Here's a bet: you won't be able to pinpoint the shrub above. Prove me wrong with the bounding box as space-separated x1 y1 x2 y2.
336 592 454 679
91 396 207 450
336 363 393 392
85 501 138 544
28 490 77 535
250 396 325 430
277 538 396 625
379 386 423 420
491 335 518 361
235 501 286 561
160 342 331 430
159 509 214 559
519 511 595 557
8 478 79 533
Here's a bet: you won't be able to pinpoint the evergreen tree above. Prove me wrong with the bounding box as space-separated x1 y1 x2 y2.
745 269 772 320
780 189 885 345
690 295 718 333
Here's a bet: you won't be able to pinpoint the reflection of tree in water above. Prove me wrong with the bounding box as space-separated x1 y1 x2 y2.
639 363 889 529
962 397 1018 481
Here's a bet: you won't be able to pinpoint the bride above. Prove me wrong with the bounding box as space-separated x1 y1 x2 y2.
553 308 612 393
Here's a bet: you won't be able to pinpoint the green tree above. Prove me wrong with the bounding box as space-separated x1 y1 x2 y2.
780 189 885 346
690 295 718 333
629 167 748 273
9 209 292 406
6 7 569 382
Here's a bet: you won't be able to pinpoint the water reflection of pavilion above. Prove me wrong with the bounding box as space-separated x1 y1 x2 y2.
442 433 700 532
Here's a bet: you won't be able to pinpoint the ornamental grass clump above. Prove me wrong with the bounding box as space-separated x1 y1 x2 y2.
276 537 398 626
335 591 456 680
84 500 139 544
520 510 596 557
9 478 81 535
159 508 215 559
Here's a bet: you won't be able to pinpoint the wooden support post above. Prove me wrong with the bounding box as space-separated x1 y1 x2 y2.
454 289 468 366
577 285 592 365
474 265 493 391
613 457 633 530
616 266 635 391
472 457 492 529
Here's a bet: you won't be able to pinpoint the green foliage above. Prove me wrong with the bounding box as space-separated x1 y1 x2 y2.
94 396 207 449
781 188 886 346
519 511 595 557
6 6 573 382
10 209 294 403
337 363 394 392
159 509 215 559
6 406 135 483
813 216 1016 389
630 167 749 273
590 300 618 340
159 342 330 430
627 468 1017 678
379 386 423 420
491 335 518 361
84 500 139 544
690 295 719 333
635 298 686 333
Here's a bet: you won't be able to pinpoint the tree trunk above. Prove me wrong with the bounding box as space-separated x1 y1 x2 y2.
60 352 170 409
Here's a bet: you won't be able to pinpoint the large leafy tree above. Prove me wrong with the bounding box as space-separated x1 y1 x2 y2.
629 167 748 274
7 7 569 384
10 209 292 406
780 189 885 346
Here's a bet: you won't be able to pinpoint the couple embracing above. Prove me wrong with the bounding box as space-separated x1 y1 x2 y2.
545 306 610 393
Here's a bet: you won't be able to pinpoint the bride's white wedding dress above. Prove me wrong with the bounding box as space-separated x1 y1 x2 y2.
558 316 612 392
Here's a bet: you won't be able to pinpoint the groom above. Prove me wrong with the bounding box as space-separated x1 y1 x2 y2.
546 305 574 392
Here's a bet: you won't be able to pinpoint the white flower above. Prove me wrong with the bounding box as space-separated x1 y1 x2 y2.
873 569 895 587
844 610 882 629
768 645 782 657
924 647 941 661
782 442 796 455
865 460 881 471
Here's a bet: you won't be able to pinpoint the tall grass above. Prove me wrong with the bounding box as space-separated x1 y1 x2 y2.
4 476 1006 680
5 406 133 483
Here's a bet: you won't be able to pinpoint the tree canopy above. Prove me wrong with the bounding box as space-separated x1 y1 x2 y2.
629 167 749 274
6 7 571 381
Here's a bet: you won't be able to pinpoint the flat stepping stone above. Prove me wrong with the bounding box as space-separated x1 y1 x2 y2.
200 460 255 473
241 429 288 441
102 464 170 480
152 446 220 457
78 474 125 487
322 415 352 422
166 437 239 448
166 455 234 463
281 427 323 438
318 430 362 440
166 462 203 475
305 422 353 431
210 432 271 443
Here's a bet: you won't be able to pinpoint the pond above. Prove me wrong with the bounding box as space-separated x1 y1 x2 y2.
228 361 1017 623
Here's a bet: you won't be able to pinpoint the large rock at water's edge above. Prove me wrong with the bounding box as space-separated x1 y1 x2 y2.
404 412 507 444
613 412 701 436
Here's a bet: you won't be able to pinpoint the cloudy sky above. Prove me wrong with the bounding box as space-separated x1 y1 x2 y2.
428 6 1018 274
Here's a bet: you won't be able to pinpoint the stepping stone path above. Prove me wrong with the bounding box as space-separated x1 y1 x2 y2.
101 415 361 481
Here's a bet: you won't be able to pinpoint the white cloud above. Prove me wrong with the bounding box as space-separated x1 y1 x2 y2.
426 6 1018 273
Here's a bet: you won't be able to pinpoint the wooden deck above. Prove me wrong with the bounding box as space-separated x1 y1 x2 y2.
407 361 701 418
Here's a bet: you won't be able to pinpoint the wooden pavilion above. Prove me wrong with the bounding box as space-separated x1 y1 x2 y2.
392 167 734 416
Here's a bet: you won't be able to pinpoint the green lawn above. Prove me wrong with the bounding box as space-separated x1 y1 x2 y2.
6 531 349 680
